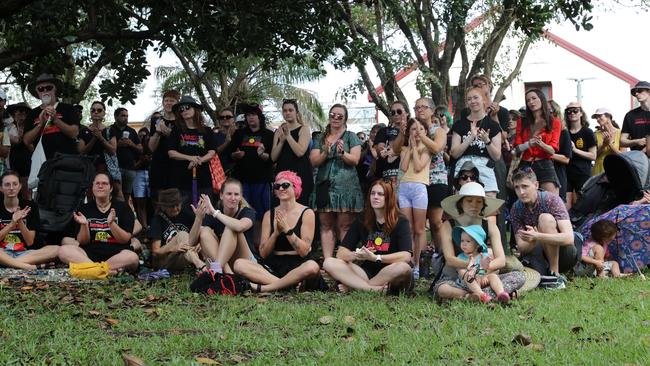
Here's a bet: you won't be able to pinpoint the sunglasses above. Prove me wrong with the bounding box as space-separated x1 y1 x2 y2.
273 182 292 190
37 85 54 93
459 174 477 181
329 112 344 121
178 105 192 112
632 89 647 95
219 115 234 120
390 109 404 116
283 98 297 104
91 108 104 113
565 108 581 114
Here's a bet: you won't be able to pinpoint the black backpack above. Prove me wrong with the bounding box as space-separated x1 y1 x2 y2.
35 154 95 233
190 270 251 295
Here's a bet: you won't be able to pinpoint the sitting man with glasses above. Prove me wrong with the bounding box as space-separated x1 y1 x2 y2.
510 168 581 289
23 74 81 160
622 81 650 151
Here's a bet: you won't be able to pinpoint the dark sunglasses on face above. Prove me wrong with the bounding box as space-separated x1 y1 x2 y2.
37 85 54 93
283 98 297 104
390 109 404 116
179 105 192 112
91 108 104 113
632 89 647 95
565 108 580 114
219 115 234 120
273 182 292 190
329 112 344 121
459 174 477 181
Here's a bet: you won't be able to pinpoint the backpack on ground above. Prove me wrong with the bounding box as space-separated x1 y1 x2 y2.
35 154 95 233
190 270 251 295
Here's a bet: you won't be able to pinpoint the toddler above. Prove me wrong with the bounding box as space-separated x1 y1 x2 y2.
453 225 510 303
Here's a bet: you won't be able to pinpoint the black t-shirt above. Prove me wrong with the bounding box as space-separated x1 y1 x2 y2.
168 127 217 190
461 106 510 132
110 125 141 170
568 126 596 176
25 103 80 159
79 126 114 158
77 200 135 247
149 118 175 190
0 200 39 251
202 206 257 255
622 107 650 150
149 208 194 247
230 127 274 183
378 157 400 181
341 216 412 255
452 116 502 159
214 131 234 172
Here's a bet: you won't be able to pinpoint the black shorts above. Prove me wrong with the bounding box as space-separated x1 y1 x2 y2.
427 184 449 209
82 244 132 262
566 173 590 193
518 159 560 187
520 232 583 275
260 254 313 278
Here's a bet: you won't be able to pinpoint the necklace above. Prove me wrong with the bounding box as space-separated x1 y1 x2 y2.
96 200 111 212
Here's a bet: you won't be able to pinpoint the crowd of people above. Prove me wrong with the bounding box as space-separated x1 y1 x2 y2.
0 72 649 301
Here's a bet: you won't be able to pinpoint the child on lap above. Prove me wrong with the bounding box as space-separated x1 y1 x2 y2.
453 225 510 303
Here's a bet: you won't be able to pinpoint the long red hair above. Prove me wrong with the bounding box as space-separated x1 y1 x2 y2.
363 180 399 234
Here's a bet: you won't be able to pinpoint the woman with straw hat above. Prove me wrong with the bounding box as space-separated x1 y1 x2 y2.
432 182 526 301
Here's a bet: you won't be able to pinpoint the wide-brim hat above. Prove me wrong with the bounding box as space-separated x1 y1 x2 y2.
452 225 487 253
519 266 541 292
240 103 263 115
6 102 31 115
28 73 63 98
153 188 183 208
440 182 504 219
631 81 650 95
591 107 612 119
172 95 203 113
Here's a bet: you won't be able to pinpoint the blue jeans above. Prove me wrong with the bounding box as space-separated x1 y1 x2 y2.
242 182 271 221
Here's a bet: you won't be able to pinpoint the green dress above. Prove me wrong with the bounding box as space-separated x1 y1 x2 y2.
311 130 364 212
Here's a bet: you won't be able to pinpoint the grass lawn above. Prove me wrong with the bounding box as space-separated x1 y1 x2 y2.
1 274 649 365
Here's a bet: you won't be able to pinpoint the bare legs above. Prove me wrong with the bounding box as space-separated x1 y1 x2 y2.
0 245 59 270
233 258 320 292
323 258 412 292
427 207 444 251
401 207 427 269
58 240 138 275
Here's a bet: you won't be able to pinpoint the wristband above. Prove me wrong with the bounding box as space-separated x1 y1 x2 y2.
212 209 220 218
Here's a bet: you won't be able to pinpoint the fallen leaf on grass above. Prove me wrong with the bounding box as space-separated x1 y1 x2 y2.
20 286 34 291
342 335 354 342
195 357 221 364
571 326 583 333
464 356 475 364
343 316 355 325
643 320 649 327
122 353 145 366
512 334 532 346
319 316 334 325
525 343 545 351
106 318 119 326
88 310 102 317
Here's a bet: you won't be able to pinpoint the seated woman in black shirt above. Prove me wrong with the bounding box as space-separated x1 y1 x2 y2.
233 170 320 292
189 178 257 273
323 179 413 293
0 171 59 270
58 172 138 275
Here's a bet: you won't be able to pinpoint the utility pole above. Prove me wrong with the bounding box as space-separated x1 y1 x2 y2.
568 77 596 103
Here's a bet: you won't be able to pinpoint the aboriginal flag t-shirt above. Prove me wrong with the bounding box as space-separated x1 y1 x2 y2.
341 215 412 259
0 201 40 251
77 200 135 248
230 127 274 183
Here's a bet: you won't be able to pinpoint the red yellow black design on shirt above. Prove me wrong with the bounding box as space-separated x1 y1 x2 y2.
0 220 25 251
88 218 118 244
365 231 390 252
180 134 205 148
241 135 262 148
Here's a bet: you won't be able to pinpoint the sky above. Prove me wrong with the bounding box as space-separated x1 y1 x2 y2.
127 4 648 121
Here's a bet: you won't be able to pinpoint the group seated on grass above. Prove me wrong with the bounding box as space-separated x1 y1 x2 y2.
0 167 644 301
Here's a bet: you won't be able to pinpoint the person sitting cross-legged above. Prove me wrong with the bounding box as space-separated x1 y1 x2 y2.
323 179 413 293
58 172 139 275
0 171 59 270
510 168 582 289
233 170 321 292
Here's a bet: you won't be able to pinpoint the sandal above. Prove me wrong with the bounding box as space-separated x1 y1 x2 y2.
251 283 263 293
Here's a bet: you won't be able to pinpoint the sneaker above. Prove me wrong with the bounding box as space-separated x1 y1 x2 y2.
496 291 510 304
539 273 566 290
413 267 420 280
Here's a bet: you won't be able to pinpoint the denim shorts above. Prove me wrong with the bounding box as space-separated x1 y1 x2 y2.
2 249 31 258
133 170 150 198
398 182 428 209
